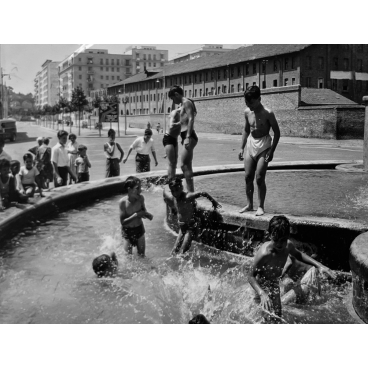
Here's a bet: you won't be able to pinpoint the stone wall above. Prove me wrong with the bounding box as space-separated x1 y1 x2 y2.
123 85 364 139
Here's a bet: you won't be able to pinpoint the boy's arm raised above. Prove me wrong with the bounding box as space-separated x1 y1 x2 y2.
189 191 221 209
288 242 337 279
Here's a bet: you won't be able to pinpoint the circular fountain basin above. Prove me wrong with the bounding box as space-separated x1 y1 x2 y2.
0 161 363 324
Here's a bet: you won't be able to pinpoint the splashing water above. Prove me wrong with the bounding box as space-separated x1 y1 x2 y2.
0 188 357 324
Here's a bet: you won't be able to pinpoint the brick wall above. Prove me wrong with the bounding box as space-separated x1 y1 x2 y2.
125 85 364 139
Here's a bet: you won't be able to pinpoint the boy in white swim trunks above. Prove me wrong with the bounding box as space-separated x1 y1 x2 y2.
238 85 280 216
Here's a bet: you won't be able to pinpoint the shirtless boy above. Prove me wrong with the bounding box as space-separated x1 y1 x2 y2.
163 106 181 180
164 177 221 255
238 85 280 216
248 215 336 321
119 176 153 256
168 85 198 192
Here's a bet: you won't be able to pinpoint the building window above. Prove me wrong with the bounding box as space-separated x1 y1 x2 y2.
184 91 187 97
194 74 197 83
223 85 227 93
106 59 109 65
273 79 277 87
200 89 202 96
237 83 241 92
112 67 114 72
343 58 349 70
126 68 130 74
318 78 324 88
211 71 214 80
217 70 221 79
100 59 103 65
292 78 296 85
117 59 120 65
357 80 362 92
106 76 109 80
205 88 208 96
291 57 296 69
153 63 156 67
284 78 288 86
358 59 363 72
245 82 249 89
262 80 266 89
253 63 257 74
284 58 289 70
246 64 249 75
79 66 82 71
199 73 202 83
237 66 241 76
111 59 114 65
332 79 337 90
217 86 221 94
318 57 324 70
153 54 156 60
306 77 311 87
343 80 348 91
194 89 197 97
333 57 338 68
88 58 93 64
262 62 266 73
126 60 130 66
189 75 192 84
189 90 192 98
306 56 312 70
224 69 228 79
79 58 81 62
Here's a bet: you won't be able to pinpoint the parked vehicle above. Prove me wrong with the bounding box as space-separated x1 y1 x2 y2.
0 119 17 142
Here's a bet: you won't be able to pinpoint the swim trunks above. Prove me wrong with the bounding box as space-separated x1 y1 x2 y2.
181 130 198 145
121 223 145 247
246 134 272 160
162 134 178 147
178 218 198 233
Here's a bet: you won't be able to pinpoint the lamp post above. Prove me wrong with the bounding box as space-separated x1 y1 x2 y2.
155 69 166 134
119 84 129 135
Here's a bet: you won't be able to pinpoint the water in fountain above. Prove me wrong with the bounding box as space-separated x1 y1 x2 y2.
0 186 356 323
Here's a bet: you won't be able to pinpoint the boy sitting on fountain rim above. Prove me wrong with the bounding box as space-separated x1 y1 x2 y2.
248 215 337 322
164 177 222 255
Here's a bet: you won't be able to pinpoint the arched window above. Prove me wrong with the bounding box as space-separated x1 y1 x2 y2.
237 84 241 92
133 109 135 115
167 107 171 113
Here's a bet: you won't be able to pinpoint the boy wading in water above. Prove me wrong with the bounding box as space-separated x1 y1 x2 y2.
238 85 280 216
248 215 336 322
164 177 221 255
119 176 153 257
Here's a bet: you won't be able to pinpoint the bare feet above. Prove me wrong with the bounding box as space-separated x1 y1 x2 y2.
255 207 265 216
239 204 254 213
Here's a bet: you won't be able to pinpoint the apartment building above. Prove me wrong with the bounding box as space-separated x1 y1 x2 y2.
58 48 132 99
171 44 233 63
124 46 168 75
34 60 60 108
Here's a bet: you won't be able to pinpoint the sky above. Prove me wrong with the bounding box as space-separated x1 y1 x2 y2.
0 44 243 95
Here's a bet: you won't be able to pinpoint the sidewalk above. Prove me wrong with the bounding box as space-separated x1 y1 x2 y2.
29 121 363 148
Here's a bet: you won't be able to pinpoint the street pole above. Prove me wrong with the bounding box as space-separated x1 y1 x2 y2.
163 69 166 134
124 83 127 135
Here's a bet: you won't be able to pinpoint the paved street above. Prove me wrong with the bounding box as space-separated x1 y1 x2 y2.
3 121 363 184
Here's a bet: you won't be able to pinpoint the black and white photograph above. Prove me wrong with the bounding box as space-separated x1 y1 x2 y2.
1 1 367 366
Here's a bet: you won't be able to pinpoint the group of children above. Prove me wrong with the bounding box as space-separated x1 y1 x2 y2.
92 174 337 323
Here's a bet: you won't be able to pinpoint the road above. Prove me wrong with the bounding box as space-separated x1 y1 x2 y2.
2 122 363 183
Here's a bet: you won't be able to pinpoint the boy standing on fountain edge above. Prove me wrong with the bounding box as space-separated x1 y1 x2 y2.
238 85 280 216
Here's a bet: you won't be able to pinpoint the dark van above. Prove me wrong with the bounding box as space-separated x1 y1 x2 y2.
0 119 17 142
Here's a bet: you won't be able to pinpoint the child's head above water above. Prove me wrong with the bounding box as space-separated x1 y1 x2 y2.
92 252 118 277
123 176 142 193
168 177 183 196
268 215 290 242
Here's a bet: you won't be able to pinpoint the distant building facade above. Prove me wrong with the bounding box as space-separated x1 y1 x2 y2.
58 48 132 99
124 46 168 75
34 60 60 108
170 44 233 64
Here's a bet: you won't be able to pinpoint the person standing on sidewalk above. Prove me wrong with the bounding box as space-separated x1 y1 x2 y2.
51 130 77 187
123 129 158 173
104 129 124 178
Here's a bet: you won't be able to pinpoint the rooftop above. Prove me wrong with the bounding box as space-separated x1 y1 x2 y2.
110 44 312 88
301 88 357 106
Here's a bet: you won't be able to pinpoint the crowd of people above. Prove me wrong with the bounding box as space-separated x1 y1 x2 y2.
0 84 338 323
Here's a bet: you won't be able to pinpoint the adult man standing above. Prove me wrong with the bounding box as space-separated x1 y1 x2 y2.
123 129 158 173
104 129 124 178
51 130 77 187
168 85 198 192
238 86 280 216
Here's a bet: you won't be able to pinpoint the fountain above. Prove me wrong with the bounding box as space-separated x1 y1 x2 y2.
1 97 368 323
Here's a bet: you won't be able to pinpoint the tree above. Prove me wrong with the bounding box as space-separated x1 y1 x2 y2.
58 96 68 128
71 86 88 136
92 96 102 108
52 104 61 129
